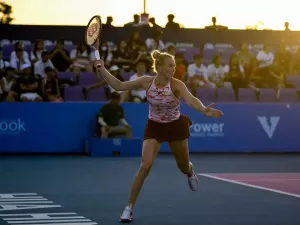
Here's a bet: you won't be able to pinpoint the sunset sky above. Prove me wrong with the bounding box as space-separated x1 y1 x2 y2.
4 0 299 30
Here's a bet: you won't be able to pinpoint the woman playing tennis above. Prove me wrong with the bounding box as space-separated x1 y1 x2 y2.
93 44 224 223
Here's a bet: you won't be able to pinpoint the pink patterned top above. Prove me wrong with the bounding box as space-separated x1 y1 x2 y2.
146 78 180 123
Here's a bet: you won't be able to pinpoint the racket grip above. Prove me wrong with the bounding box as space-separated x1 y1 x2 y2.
94 50 101 68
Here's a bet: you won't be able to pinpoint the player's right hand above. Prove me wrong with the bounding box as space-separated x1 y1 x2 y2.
93 59 104 70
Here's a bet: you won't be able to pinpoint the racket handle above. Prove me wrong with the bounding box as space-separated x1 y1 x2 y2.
94 50 102 68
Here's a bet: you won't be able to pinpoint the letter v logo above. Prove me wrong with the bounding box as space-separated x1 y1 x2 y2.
257 116 280 139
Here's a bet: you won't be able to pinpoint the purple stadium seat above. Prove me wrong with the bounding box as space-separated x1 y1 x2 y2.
86 88 107 102
238 88 257 102
203 49 217 65
65 44 76 52
278 88 298 102
24 44 33 53
122 72 134 81
57 72 75 80
196 88 215 103
64 87 84 102
45 45 55 52
216 88 235 102
2 44 13 60
286 75 300 88
259 89 277 102
183 47 200 64
79 72 98 87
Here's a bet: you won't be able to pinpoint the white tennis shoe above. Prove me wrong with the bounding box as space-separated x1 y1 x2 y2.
120 204 133 223
187 163 199 191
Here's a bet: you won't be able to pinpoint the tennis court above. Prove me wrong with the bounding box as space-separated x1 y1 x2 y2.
0 153 299 225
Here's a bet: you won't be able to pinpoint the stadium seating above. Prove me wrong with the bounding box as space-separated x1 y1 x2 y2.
238 88 257 102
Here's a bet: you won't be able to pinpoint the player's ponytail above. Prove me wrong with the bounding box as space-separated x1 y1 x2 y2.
151 50 173 73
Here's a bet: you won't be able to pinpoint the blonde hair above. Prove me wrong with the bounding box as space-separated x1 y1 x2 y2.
151 50 174 73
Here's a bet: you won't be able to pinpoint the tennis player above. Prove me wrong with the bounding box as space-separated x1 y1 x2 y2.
93 47 224 223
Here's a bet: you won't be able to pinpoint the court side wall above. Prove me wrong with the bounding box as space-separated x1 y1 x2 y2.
0 103 299 153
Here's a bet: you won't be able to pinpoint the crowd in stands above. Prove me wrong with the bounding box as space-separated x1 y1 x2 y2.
0 16 300 103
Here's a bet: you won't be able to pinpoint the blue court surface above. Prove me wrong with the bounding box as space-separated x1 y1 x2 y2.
0 153 300 225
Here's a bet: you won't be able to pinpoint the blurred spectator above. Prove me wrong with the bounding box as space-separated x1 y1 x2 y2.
165 14 180 30
42 67 63 102
113 40 132 71
98 41 113 68
97 92 132 138
0 47 10 75
127 30 144 55
132 44 152 71
187 54 209 95
84 65 128 102
49 40 71 72
149 17 162 29
16 64 43 102
69 41 94 73
10 48 31 72
274 42 292 74
284 22 290 31
166 45 176 56
207 55 231 88
173 52 186 81
237 43 254 80
31 40 45 64
10 41 29 63
0 67 17 102
104 16 114 28
124 14 143 27
256 44 274 78
129 60 148 102
205 17 228 31
268 57 286 89
146 28 165 52
224 54 246 96
34 51 55 80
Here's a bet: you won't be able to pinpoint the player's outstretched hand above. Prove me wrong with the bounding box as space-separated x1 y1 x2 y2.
204 103 224 118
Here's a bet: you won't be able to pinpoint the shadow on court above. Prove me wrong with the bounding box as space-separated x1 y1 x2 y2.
0 153 300 225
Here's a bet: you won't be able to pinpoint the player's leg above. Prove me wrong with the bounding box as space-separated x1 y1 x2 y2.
168 139 199 191
120 139 160 222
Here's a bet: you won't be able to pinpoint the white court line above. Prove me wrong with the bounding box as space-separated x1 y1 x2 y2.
198 173 300 199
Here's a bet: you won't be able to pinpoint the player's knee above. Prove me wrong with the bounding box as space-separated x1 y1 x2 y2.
139 161 153 174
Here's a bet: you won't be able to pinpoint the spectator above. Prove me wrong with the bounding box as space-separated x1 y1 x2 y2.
104 16 114 28
95 41 113 69
146 28 165 52
34 51 55 80
149 17 162 29
0 67 17 102
237 43 254 81
224 54 246 97
207 55 231 88
256 44 274 79
132 44 152 71
124 14 141 27
129 60 148 102
165 14 180 30
31 39 45 64
69 41 94 73
173 52 186 81
0 47 10 76
293 48 300 74
83 65 128 102
205 17 228 31
10 48 31 73
268 57 286 89
187 54 209 95
166 45 176 56
127 30 144 55
42 67 63 102
16 64 43 102
97 92 132 138
10 41 29 64
112 40 132 71
275 42 292 74
284 22 290 31
49 40 71 72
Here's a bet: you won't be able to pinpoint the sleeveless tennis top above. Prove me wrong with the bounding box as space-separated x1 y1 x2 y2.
146 78 180 123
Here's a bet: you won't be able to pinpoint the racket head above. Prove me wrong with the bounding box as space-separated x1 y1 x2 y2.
85 15 102 46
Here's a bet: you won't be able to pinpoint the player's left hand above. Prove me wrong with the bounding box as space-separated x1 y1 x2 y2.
204 103 224 118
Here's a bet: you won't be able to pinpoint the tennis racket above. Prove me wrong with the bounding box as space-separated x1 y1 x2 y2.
85 15 102 68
